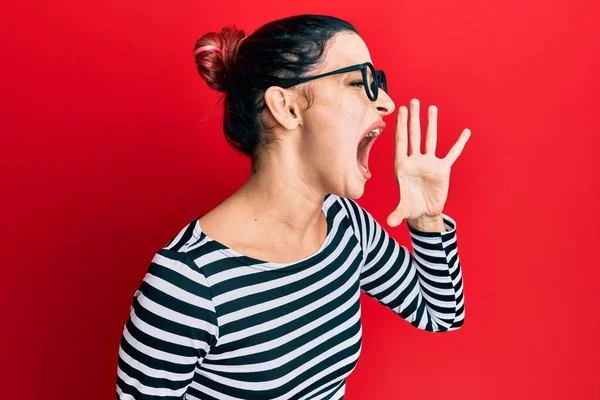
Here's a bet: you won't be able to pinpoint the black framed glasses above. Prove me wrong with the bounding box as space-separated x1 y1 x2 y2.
257 62 388 113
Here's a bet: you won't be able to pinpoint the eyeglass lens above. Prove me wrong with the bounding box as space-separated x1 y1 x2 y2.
364 64 387 101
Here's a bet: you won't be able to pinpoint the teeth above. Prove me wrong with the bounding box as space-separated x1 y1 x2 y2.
366 128 381 138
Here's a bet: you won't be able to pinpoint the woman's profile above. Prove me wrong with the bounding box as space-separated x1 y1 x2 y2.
116 14 471 399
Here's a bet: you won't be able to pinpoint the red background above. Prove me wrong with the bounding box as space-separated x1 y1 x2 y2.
2 0 599 398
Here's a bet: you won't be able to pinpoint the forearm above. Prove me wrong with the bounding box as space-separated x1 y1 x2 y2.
404 253 463 332
406 213 465 332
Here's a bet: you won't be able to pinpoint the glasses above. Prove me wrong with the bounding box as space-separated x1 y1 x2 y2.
257 61 388 113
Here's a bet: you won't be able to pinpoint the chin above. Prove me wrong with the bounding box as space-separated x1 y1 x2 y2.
347 186 366 200
334 175 366 200
323 162 366 200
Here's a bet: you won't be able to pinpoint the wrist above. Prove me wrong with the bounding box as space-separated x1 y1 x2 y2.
407 214 445 232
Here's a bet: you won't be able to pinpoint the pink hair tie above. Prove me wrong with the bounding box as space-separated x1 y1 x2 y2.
194 44 219 56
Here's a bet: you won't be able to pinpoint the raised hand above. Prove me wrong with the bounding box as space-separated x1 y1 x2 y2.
386 98 471 228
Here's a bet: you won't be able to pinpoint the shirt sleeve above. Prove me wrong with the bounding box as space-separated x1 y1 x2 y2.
339 197 465 332
116 249 219 399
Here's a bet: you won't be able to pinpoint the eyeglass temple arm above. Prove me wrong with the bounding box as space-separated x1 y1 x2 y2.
279 64 367 88
258 63 383 110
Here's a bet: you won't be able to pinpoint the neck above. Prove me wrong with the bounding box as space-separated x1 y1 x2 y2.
232 153 327 245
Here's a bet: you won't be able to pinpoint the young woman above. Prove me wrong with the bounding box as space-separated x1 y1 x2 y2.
117 14 471 400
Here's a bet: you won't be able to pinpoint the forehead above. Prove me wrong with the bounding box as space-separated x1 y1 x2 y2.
321 32 373 71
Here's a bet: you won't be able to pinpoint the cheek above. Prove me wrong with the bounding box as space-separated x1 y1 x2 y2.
316 122 360 167
302 133 350 174
319 136 358 174
304 95 364 164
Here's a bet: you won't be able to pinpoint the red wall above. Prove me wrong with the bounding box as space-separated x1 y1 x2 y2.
2 0 599 399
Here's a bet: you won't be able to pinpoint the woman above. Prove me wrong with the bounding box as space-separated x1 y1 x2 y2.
117 14 471 400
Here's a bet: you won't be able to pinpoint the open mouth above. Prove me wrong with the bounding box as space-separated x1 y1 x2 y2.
357 127 383 175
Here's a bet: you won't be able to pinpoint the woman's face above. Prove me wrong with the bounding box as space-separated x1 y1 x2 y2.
296 32 396 199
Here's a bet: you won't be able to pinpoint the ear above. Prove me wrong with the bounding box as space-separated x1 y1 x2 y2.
263 86 302 130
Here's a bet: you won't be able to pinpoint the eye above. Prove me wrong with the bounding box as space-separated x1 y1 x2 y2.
350 80 364 87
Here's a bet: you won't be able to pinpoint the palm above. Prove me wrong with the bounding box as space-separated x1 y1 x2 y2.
387 99 471 227
396 154 449 219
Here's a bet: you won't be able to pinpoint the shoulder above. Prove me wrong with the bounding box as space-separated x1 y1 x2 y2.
157 215 247 283
162 216 201 253
155 216 217 276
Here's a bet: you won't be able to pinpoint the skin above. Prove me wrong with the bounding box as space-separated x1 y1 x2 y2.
198 31 470 263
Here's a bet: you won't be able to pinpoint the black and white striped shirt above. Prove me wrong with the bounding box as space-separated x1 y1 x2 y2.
117 193 465 399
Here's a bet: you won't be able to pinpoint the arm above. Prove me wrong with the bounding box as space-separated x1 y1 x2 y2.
340 197 464 332
117 249 219 398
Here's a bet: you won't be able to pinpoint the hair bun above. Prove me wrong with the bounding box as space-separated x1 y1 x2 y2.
194 26 246 92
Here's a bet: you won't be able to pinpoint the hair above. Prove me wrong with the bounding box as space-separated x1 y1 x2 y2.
193 14 359 174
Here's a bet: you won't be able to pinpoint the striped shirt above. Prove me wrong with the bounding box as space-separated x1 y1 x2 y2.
117 193 465 399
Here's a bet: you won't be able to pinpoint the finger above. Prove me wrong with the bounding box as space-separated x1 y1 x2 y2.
409 98 421 155
425 105 438 156
395 106 409 160
444 128 471 165
387 203 406 227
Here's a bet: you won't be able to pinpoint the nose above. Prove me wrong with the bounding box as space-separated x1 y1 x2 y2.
375 89 395 116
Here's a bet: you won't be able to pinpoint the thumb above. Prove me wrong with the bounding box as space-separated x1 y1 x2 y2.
387 203 406 227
